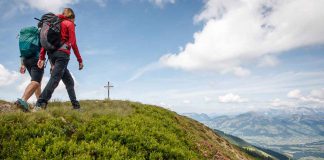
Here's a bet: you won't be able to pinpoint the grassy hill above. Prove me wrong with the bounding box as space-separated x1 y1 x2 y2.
0 100 254 159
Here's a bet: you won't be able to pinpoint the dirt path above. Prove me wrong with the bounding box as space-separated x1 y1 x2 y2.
0 102 19 112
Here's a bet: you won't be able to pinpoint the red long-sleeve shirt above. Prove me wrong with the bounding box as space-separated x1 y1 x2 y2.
39 14 82 63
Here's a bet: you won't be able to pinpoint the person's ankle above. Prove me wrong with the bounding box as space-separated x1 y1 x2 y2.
71 101 80 109
36 101 47 109
73 104 80 109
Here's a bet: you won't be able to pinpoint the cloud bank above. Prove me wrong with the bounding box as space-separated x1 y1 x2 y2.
0 64 19 87
0 0 176 19
271 88 324 108
160 0 324 76
288 88 324 104
22 0 78 12
218 93 248 103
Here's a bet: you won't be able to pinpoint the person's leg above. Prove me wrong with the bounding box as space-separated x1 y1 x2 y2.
17 57 43 111
61 68 80 108
36 55 69 106
49 57 54 75
22 81 40 101
23 57 44 101
34 84 41 99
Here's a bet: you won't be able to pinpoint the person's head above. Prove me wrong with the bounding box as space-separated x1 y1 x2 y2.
62 8 75 21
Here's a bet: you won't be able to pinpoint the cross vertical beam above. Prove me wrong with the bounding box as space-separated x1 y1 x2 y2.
104 81 114 100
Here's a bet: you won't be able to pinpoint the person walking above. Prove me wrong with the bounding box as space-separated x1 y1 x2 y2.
35 8 83 111
16 26 44 112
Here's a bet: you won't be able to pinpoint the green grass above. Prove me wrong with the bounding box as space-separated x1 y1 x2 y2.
0 100 254 159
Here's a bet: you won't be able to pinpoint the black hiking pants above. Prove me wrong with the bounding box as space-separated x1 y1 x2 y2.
37 51 80 108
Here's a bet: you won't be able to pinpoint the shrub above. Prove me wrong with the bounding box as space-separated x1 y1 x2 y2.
0 100 252 160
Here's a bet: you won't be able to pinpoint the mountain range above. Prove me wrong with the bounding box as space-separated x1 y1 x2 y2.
183 107 324 160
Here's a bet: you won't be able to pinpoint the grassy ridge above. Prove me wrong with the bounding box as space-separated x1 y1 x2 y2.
0 100 253 159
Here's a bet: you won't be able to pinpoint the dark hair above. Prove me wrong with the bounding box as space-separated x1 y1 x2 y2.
63 8 75 19
37 21 42 28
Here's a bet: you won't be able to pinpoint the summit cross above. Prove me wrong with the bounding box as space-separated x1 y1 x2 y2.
104 81 114 100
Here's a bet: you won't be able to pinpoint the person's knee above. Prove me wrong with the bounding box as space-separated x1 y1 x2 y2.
65 80 74 89
50 75 63 86
31 81 40 87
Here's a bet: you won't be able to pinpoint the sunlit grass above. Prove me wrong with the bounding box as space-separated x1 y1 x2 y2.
0 100 253 159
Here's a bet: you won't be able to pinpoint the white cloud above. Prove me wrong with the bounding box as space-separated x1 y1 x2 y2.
287 88 324 105
270 98 295 107
287 89 302 99
218 93 248 103
159 102 167 106
204 96 211 102
159 102 173 109
22 0 78 13
310 88 324 99
258 55 279 67
148 0 175 8
0 0 76 19
128 62 163 82
183 99 191 104
0 64 19 87
0 0 110 19
232 67 250 77
17 74 32 92
160 0 324 76
1 0 175 17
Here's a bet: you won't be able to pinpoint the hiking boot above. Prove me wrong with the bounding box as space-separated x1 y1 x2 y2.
72 104 81 110
71 101 81 110
32 102 47 112
15 98 29 112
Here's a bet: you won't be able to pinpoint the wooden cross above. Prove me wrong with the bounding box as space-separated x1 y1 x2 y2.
104 81 114 100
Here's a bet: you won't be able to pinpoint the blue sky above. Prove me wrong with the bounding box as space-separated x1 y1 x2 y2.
0 0 324 115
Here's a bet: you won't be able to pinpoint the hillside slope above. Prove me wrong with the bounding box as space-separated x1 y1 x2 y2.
0 100 253 159
213 129 290 160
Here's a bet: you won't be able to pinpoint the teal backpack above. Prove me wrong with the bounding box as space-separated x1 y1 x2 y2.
19 26 41 58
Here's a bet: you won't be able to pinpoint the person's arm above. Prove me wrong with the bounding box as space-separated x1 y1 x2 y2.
37 47 46 69
68 23 83 64
39 47 46 61
20 57 24 65
19 57 26 74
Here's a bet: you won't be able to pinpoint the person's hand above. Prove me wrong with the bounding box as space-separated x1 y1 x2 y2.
20 65 26 74
37 60 44 69
79 62 84 70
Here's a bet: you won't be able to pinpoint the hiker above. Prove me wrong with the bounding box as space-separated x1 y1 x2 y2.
34 8 83 111
15 25 44 112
